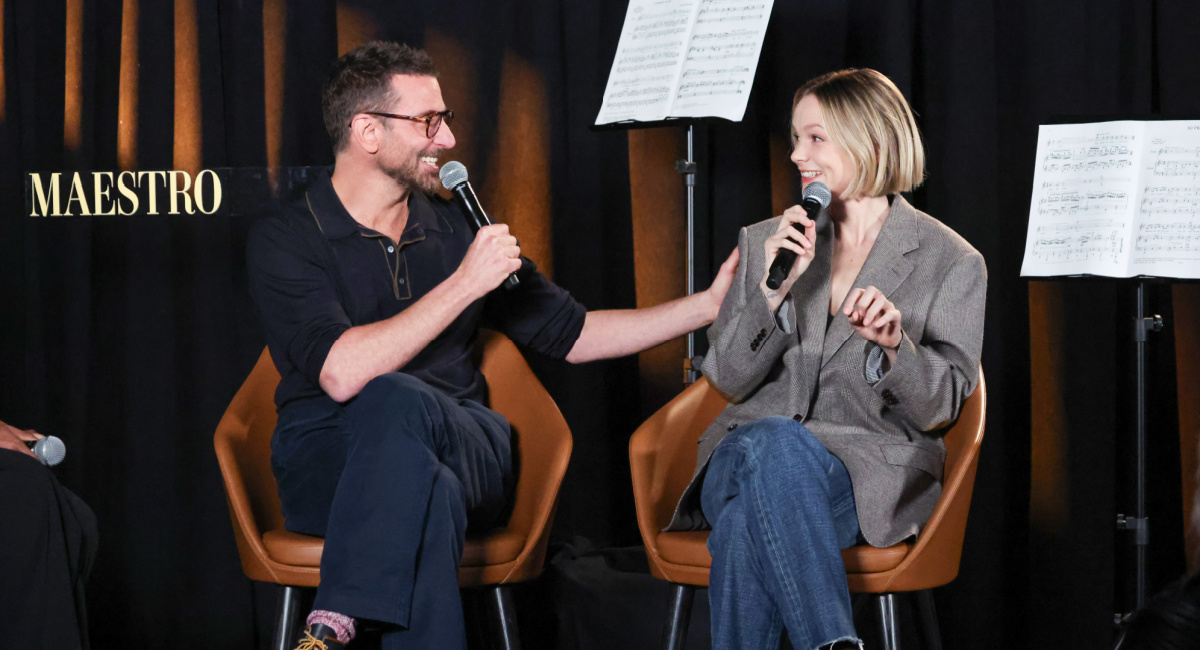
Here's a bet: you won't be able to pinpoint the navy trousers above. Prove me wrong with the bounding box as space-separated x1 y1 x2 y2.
272 373 514 649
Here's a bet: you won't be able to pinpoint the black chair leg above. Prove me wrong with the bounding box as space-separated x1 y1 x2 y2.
487 584 522 650
661 583 695 650
915 589 942 650
875 593 900 650
273 585 303 650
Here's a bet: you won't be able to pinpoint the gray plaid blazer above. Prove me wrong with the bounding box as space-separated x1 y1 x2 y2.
666 195 986 548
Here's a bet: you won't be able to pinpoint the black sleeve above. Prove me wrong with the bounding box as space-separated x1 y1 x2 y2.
481 257 586 359
246 214 350 388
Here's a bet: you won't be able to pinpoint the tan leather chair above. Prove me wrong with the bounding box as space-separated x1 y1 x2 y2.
214 331 572 650
630 371 986 650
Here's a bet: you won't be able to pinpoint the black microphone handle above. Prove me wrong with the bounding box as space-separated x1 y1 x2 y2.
765 249 797 290
449 182 520 290
763 197 822 291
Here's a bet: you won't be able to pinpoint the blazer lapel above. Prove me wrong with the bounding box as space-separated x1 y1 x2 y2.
791 212 834 361
780 212 833 414
820 196 920 368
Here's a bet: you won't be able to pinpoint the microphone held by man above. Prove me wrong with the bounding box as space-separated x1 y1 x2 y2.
440 161 520 290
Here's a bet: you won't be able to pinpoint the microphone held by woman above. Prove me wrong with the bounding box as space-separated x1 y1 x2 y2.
765 181 832 290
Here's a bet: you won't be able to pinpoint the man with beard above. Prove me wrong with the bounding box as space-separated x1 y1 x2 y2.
246 41 737 650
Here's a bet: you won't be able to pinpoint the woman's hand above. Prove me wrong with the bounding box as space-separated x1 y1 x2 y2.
760 205 817 305
843 286 902 352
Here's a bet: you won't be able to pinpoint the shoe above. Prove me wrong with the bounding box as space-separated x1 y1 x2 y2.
294 623 347 650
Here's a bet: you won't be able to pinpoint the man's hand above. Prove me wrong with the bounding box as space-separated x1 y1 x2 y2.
703 248 740 320
843 285 903 353
454 224 522 301
0 421 41 460
318 222 524 402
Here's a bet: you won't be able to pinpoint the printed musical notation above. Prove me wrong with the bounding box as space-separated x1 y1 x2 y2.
696 2 767 23
677 78 747 97
1131 132 1200 268
1043 145 1134 161
1032 229 1125 265
1022 120 1200 278
596 0 775 125
1135 222 1200 254
1153 160 1200 177
1045 134 1134 148
1041 159 1132 173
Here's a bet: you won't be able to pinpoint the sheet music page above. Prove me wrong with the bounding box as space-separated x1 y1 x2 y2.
1020 121 1143 277
1127 121 1200 279
595 0 699 125
671 0 773 121
594 0 773 125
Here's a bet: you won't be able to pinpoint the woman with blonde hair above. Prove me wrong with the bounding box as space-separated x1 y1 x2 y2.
666 68 987 649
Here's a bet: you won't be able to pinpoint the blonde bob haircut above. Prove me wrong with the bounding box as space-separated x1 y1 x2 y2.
793 68 925 200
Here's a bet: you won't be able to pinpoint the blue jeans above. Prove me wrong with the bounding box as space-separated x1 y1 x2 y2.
272 373 513 650
700 417 863 650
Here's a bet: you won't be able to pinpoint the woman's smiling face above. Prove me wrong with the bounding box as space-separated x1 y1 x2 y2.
789 93 857 200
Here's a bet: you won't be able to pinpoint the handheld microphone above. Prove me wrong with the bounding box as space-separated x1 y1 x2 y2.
765 181 832 290
438 161 520 290
25 435 66 466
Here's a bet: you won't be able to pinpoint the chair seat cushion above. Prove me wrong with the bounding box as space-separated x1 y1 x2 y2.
655 531 712 568
262 527 528 570
842 542 910 574
263 529 324 567
462 529 526 567
653 530 910 576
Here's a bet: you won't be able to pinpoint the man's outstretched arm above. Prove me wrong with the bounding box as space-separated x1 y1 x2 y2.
564 248 739 364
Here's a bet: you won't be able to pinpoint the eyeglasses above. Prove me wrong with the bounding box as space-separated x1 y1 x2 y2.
359 109 455 139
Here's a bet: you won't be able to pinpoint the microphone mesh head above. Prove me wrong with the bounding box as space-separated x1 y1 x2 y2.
33 436 66 466
803 181 832 208
439 161 468 190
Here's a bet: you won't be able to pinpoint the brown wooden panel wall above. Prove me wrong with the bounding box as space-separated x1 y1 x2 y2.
1176 284 1200 571
628 128 686 413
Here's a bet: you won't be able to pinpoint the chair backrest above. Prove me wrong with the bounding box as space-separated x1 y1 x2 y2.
631 370 987 591
872 370 986 592
213 348 284 583
476 331 573 583
214 331 573 585
629 377 728 559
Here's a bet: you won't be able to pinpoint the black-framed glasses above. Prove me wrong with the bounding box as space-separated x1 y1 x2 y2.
359 109 455 138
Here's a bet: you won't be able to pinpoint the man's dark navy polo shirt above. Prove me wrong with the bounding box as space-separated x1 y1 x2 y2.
246 169 586 412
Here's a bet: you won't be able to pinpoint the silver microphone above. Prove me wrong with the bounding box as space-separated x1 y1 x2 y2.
25 435 67 466
439 161 520 290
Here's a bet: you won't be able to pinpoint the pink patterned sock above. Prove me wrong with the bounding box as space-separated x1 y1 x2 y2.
306 609 356 644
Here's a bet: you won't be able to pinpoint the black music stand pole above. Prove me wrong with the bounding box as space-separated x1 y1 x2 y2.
1118 280 1164 614
677 124 701 385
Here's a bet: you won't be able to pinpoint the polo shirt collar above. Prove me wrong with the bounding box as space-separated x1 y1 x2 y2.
304 168 453 241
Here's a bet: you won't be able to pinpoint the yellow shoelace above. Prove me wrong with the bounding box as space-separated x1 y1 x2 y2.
294 630 331 650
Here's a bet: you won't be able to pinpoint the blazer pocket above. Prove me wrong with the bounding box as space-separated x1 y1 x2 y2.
880 444 943 479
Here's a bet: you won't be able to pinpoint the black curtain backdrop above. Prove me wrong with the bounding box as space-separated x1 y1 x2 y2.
2 0 1198 648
